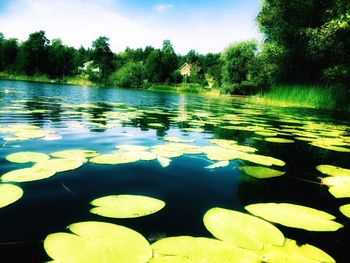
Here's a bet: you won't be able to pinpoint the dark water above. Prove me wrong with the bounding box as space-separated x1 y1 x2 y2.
0 80 349 262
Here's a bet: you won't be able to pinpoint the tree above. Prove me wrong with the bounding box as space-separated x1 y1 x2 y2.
110 62 145 88
221 41 257 94
144 49 163 83
47 39 74 78
19 30 50 75
161 40 177 82
1 37 19 71
91 36 115 81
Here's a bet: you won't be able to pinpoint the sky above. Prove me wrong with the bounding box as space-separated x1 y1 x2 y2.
0 0 261 54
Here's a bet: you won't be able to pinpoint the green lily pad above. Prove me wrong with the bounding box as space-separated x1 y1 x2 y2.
157 157 171 168
151 236 259 263
116 145 150 151
203 207 284 250
44 221 152 263
0 184 23 208
240 166 285 179
205 161 229 169
1 167 56 182
90 153 139 165
239 153 286 167
265 137 295 143
90 195 165 218
50 150 99 159
320 176 350 198
6 152 50 163
34 158 84 173
245 203 343 232
163 137 195 143
316 165 350 177
339 204 350 219
259 238 335 263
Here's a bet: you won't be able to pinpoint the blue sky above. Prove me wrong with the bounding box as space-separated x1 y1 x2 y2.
0 0 260 54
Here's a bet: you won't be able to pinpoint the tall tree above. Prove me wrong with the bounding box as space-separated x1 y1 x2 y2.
91 36 115 80
161 40 177 82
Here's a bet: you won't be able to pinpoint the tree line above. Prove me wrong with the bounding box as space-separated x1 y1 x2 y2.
0 0 348 94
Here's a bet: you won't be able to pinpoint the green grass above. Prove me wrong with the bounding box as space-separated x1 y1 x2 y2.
251 84 349 111
0 72 52 83
147 83 221 97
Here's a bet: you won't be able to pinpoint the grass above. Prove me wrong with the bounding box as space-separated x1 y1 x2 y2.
250 84 349 111
147 83 221 97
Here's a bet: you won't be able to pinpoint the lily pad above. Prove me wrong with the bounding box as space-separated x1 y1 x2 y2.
44 221 152 263
1 167 56 182
259 238 335 263
34 158 84 173
339 204 350 219
205 161 229 169
163 137 195 143
239 153 286 167
50 150 99 159
265 137 295 143
316 165 350 177
6 151 50 163
90 153 139 165
151 236 259 263
116 145 150 151
90 195 165 218
245 203 343 231
0 184 23 208
203 207 284 250
157 157 171 168
240 166 285 179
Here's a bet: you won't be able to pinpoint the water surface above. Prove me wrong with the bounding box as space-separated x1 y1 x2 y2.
0 80 349 262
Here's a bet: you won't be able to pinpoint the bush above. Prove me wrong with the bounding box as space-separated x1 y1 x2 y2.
109 62 145 88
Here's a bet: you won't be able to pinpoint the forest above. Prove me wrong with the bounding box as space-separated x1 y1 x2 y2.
0 0 349 103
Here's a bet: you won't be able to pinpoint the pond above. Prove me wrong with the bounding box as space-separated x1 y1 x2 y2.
0 80 349 262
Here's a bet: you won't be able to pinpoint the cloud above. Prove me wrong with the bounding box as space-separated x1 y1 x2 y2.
153 4 174 13
0 0 260 54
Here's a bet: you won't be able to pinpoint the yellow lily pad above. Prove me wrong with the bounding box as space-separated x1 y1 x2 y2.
265 138 295 143
245 203 343 231
6 151 50 163
163 137 195 143
205 161 229 169
50 150 99 159
34 158 84 173
240 166 285 179
0 184 23 208
151 236 259 263
90 195 165 218
44 221 152 263
259 238 335 263
203 207 284 250
1 167 56 182
157 157 171 168
90 152 139 165
316 165 350 177
239 153 286 167
339 204 350 219
116 145 150 151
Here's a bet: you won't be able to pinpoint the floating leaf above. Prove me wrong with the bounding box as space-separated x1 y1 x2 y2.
205 161 229 169
245 203 343 231
50 150 99 159
240 166 285 179
0 184 23 208
44 221 152 263
42 134 63 141
34 158 84 173
339 204 350 219
90 152 139 165
90 195 165 218
158 157 171 168
316 165 350 177
163 136 195 143
6 151 50 163
310 142 350 153
203 207 284 250
116 145 150 151
133 151 157 161
265 138 295 143
259 238 335 263
239 153 286 167
151 236 259 263
1 167 56 182
329 183 350 198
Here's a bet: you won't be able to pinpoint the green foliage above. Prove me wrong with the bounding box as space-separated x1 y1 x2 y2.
110 62 145 88
91 36 115 81
221 41 258 94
